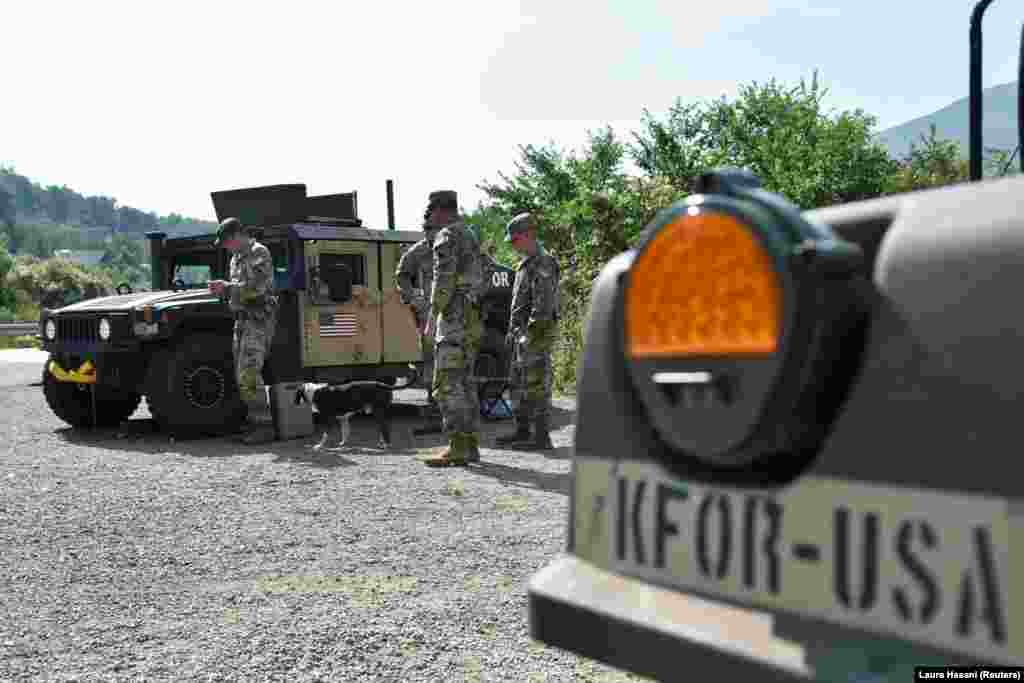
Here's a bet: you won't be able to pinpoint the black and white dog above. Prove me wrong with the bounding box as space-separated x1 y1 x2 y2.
300 370 416 451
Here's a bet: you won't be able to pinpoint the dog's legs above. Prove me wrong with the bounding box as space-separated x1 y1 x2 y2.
338 414 352 448
375 408 391 449
311 415 338 452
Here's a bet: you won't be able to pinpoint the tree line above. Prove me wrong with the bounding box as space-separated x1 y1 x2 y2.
0 165 215 254
464 75 1020 393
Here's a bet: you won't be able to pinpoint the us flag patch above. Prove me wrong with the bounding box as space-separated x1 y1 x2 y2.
318 312 359 338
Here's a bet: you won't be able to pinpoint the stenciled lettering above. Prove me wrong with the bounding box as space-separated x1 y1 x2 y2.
616 477 648 566
696 493 732 580
955 526 1006 645
655 483 687 568
834 507 879 610
892 519 940 625
742 496 782 594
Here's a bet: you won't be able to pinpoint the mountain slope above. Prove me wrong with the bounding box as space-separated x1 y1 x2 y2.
876 81 1019 159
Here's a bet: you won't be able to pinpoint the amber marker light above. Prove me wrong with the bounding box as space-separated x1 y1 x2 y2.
626 208 783 359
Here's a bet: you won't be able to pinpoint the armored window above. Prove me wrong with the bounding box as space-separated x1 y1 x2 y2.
320 253 365 286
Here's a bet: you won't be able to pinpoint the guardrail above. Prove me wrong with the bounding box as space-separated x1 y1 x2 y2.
0 322 39 337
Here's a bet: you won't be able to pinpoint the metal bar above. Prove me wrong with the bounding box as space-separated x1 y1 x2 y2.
386 179 395 230
0 323 39 337
970 0 996 181
1019 22 1023 174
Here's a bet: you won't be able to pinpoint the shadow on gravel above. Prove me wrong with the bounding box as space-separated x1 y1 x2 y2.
466 461 570 496
545 445 573 460
51 403 434 469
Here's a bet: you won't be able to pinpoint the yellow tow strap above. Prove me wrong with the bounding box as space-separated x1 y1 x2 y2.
48 359 96 384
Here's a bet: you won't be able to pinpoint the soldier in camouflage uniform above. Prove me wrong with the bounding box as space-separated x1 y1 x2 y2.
420 190 485 467
395 210 443 435
495 213 559 450
208 217 279 445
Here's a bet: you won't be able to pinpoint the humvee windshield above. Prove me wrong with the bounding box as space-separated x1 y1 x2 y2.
171 251 218 289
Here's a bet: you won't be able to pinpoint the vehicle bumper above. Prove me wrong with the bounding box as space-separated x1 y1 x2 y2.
528 555 811 681
42 341 142 354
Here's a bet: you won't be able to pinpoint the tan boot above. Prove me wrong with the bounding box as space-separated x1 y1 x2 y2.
464 433 481 463
423 433 470 467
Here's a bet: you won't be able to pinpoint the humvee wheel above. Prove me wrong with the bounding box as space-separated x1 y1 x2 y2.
145 332 245 437
42 363 142 428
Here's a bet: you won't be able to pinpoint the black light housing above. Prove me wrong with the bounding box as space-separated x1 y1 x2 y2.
622 169 867 477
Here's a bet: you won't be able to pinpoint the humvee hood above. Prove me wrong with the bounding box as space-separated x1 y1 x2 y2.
54 289 220 313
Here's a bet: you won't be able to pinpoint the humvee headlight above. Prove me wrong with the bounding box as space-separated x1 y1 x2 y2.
623 168 865 474
98 318 112 341
44 319 57 341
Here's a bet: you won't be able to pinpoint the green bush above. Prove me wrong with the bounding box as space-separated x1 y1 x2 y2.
0 334 41 350
5 255 113 310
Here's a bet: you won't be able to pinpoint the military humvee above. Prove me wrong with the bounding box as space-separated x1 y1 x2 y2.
528 4 1022 680
38 183 515 436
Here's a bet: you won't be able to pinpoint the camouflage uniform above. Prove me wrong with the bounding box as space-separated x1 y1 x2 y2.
422 190 485 467
218 221 278 443
497 214 559 449
395 232 439 427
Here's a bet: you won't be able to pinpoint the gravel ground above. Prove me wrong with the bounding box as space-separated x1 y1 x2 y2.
0 367 649 682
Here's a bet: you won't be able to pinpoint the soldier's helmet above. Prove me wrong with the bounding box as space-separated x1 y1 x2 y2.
215 217 245 246
504 212 535 242
426 190 458 214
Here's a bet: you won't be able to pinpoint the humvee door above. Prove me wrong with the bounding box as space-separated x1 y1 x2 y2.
301 240 382 366
380 242 422 364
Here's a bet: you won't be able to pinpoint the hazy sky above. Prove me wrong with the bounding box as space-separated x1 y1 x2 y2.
4 1 1021 230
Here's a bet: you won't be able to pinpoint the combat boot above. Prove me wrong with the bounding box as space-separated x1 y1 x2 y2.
529 415 554 450
464 433 481 463
423 433 469 468
236 390 276 445
495 420 531 446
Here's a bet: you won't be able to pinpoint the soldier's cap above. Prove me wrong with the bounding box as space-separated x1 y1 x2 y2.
214 217 246 246
504 212 536 242
426 190 458 212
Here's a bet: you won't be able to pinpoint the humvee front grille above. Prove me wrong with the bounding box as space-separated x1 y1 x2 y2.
57 317 99 343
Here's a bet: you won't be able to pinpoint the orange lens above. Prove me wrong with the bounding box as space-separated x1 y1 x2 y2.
626 210 782 357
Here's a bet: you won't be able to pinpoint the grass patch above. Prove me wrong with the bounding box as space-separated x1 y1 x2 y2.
254 574 419 608
441 479 465 497
494 494 529 513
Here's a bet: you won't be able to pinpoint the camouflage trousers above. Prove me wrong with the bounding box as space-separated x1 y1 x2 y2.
420 332 435 404
432 299 482 436
510 339 553 423
233 310 277 403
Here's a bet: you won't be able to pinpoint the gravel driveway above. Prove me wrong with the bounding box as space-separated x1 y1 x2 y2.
0 365 647 682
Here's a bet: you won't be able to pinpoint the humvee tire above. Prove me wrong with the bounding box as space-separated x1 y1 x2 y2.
42 361 142 428
145 332 246 437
